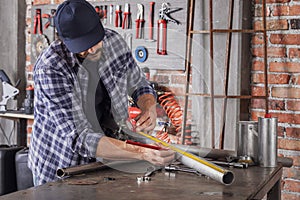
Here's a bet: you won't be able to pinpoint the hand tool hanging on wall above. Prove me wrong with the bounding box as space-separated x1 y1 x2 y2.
122 3 131 29
135 46 148 63
33 9 43 34
32 8 50 61
135 4 145 39
109 4 114 25
148 2 155 41
42 9 56 41
103 5 108 25
157 3 183 55
115 5 122 28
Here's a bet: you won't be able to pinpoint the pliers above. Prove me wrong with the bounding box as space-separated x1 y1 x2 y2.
159 3 182 24
122 3 131 29
42 9 56 30
115 5 122 27
135 4 145 39
33 9 43 34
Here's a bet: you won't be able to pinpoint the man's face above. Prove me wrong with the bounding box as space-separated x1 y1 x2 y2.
77 41 103 61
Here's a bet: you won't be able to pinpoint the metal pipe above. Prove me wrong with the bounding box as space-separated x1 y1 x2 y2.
178 154 234 185
56 161 107 178
173 144 235 159
136 131 235 185
220 0 234 149
258 117 278 167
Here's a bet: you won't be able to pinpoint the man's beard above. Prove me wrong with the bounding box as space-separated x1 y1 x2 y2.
85 47 104 62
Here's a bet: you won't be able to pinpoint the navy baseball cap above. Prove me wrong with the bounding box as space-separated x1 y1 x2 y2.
54 0 105 53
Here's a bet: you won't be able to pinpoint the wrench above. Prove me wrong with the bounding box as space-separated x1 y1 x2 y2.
165 165 202 176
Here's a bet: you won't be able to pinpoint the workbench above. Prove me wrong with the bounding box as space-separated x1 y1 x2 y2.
0 161 283 200
0 111 34 146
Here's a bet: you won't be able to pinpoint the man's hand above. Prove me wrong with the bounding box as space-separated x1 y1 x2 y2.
135 94 157 133
141 147 175 166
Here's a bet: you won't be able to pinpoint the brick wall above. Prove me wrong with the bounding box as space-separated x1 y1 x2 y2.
25 0 299 198
252 0 300 199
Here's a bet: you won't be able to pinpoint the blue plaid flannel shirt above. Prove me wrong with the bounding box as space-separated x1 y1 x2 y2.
28 29 156 185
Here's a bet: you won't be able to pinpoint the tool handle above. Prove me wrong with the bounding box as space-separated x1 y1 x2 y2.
125 140 164 150
149 2 155 40
115 11 119 27
122 14 127 29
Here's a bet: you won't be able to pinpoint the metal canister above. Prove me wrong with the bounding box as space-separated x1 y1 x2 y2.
237 121 258 164
258 117 278 167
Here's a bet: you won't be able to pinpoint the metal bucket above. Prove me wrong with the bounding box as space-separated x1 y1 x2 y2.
237 121 258 163
258 117 278 167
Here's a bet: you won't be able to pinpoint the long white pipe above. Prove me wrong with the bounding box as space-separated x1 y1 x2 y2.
135 131 235 185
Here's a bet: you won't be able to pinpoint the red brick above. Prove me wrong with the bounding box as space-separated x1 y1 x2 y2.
27 126 32 134
254 0 291 3
270 62 300 73
289 5 300 16
270 34 300 45
283 180 300 193
277 126 285 137
286 127 300 139
269 100 286 110
282 192 300 200
289 48 300 58
289 156 300 166
27 119 34 126
252 60 265 71
251 86 268 96
272 87 300 99
250 99 285 111
287 100 300 111
252 73 290 84
250 111 265 121
282 167 300 179
252 47 286 58
171 75 187 85
251 99 266 109
171 87 185 96
153 75 170 84
254 19 288 30
272 5 289 16
271 113 300 124
252 34 265 45
291 75 300 85
278 138 300 151
33 0 51 5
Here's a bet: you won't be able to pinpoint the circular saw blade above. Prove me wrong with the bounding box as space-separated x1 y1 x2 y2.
31 34 49 60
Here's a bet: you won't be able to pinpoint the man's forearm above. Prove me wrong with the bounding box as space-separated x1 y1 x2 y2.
96 136 144 160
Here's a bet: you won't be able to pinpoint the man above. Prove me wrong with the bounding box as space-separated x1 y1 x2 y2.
28 0 175 186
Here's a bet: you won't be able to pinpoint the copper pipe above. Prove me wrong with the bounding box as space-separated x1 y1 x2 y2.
182 0 195 145
262 0 269 115
220 0 234 149
56 162 107 178
191 29 265 34
209 0 216 148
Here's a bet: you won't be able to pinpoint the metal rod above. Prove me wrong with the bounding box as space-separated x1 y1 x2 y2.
183 93 266 99
220 0 234 149
191 29 265 34
182 0 195 145
262 0 269 115
56 162 107 178
209 0 216 148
